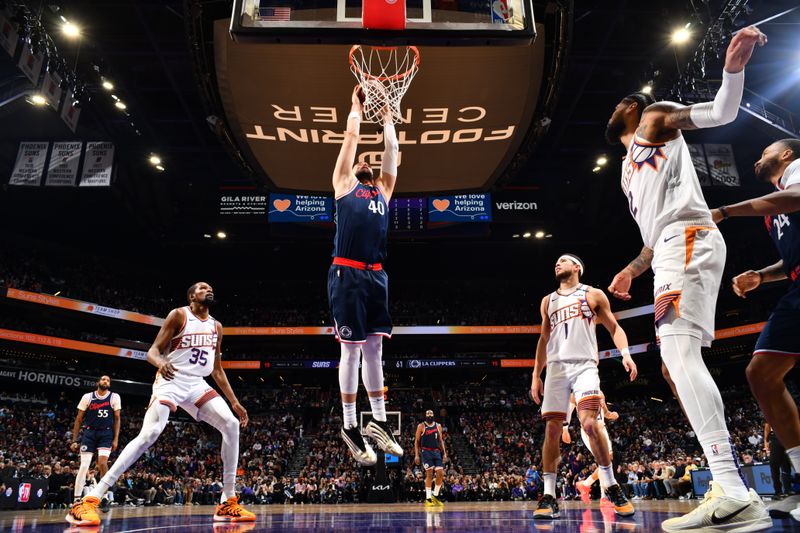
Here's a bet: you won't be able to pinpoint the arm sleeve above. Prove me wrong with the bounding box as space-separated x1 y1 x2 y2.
381 123 398 176
77 393 90 411
688 70 744 128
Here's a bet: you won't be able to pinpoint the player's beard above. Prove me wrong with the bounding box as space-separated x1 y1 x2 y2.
355 168 374 184
604 116 626 145
755 155 780 183
203 294 216 307
555 270 573 282
425 416 434 424
98 383 109 391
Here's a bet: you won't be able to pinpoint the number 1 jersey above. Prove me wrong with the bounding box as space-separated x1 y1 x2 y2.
167 307 218 378
332 180 388 264
546 285 598 363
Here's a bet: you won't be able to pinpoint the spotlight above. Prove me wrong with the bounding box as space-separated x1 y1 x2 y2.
62 21 80 38
596 156 608 166
522 232 531 238
149 155 161 166
216 231 227 239
512 234 520 238
28 93 47 106
155 165 165 172
114 101 127 110
641 85 653 94
203 234 212 239
534 230 545 239
592 166 602 173
101 79 114 91
671 28 691 45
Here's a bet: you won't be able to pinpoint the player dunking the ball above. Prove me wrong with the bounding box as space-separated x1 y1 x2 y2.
331 86 402 464
532 254 637 519
605 26 771 532
66 282 254 526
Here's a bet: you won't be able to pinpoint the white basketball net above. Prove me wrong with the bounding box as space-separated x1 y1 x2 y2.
349 45 420 125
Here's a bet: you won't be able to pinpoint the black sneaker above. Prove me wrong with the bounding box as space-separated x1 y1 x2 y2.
604 484 635 517
341 425 377 465
533 494 559 519
365 419 403 456
100 497 110 513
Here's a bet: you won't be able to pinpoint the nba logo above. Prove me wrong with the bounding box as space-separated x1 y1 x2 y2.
711 444 719 455
17 483 31 503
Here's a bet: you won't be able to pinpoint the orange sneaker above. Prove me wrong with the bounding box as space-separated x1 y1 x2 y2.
65 496 101 526
214 496 256 522
577 481 592 497
604 485 635 517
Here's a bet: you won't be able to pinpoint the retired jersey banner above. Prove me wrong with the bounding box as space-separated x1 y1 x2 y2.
268 193 332 222
688 144 711 186
60 90 81 133
704 143 740 186
0 12 19 58
79 142 114 186
42 69 63 110
9 142 48 186
45 141 82 186
428 193 491 222
17 41 44 85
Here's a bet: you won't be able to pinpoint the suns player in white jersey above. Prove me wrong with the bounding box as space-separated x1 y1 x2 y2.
562 391 619 498
531 254 637 520
67 282 255 526
604 26 771 533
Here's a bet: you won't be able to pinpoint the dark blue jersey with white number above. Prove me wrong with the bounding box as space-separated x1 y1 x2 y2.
420 422 441 450
80 391 119 430
765 160 800 281
332 181 388 264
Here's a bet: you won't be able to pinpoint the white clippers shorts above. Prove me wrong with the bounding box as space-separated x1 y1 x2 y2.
541 360 601 421
151 372 220 421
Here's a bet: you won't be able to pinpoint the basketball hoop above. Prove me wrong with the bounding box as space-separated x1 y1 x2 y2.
349 45 420 125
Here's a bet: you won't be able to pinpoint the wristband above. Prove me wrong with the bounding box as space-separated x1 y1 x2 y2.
756 271 763 283
620 348 631 358
718 205 730 219
348 111 361 122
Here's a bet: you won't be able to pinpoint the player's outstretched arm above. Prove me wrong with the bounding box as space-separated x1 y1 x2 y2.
731 260 785 299
376 108 398 203
147 308 184 380
210 322 249 427
639 26 766 140
333 86 364 196
712 187 800 222
531 296 551 404
590 288 637 381
609 246 653 301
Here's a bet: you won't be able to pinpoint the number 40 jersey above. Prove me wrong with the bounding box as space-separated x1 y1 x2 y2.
167 307 219 378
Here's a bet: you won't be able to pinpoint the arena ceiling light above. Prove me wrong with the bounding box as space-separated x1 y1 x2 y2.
534 230 545 239
114 101 127 110
149 155 162 166
596 156 608 166
641 85 653 94
27 93 47 106
671 25 691 45
62 21 80 39
101 78 114 91
592 166 602 173
155 165 165 172
512 234 520 238
522 232 532 238
216 231 227 239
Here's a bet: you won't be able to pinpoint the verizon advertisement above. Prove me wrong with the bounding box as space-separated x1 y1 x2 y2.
492 191 540 222
214 20 544 193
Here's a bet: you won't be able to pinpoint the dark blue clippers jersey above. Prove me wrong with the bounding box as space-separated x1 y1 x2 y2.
84 392 115 430
765 160 800 281
332 181 388 264
420 423 441 450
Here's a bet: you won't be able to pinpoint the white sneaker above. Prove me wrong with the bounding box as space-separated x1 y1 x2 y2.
790 505 800 522
661 481 772 532
767 494 800 518
365 419 403 457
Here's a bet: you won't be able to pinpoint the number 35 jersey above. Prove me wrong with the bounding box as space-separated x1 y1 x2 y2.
621 134 711 249
546 285 598 364
166 307 218 378
333 180 388 264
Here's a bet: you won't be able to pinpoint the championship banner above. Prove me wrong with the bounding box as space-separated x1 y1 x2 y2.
9 142 48 186
17 41 44 85
0 11 19 58
704 143 740 186
5 288 164 326
42 69 63 110
428 194 492 222
0 328 148 360
61 90 81 132
492 191 540 222
688 144 711 186
45 141 82 186
79 142 114 186
268 193 333 222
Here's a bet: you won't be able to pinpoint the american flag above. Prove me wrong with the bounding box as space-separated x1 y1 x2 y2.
257 6 291 21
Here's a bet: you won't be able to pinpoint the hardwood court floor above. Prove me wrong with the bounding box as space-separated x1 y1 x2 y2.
1 499 796 532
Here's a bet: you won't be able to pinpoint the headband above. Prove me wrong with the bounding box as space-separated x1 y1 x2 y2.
559 254 584 275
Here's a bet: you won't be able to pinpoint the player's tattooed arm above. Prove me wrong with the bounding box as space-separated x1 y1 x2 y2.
624 246 654 277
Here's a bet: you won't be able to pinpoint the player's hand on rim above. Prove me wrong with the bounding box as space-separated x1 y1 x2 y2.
232 401 249 428
351 85 364 112
608 270 633 300
732 270 760 298
158 359 177 381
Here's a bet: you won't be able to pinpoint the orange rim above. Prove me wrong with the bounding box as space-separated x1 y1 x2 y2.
348 45 420 82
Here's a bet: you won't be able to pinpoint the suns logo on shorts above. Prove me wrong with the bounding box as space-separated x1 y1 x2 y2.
629 140 667 172
339 326 353 339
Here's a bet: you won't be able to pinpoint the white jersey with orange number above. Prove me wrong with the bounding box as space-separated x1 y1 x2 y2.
546 284 598 364
165 307 218 378
621 134 712 249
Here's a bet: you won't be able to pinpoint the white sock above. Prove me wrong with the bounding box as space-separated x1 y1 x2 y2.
426 487 432 499
369 396 387 422
198 397 240 502
543 472 556 497
75 453 92 499
659 324 749 501
89 402 170 500
598 464 616 488
342 402 357 429
786 445 800 473
433 483 441 496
